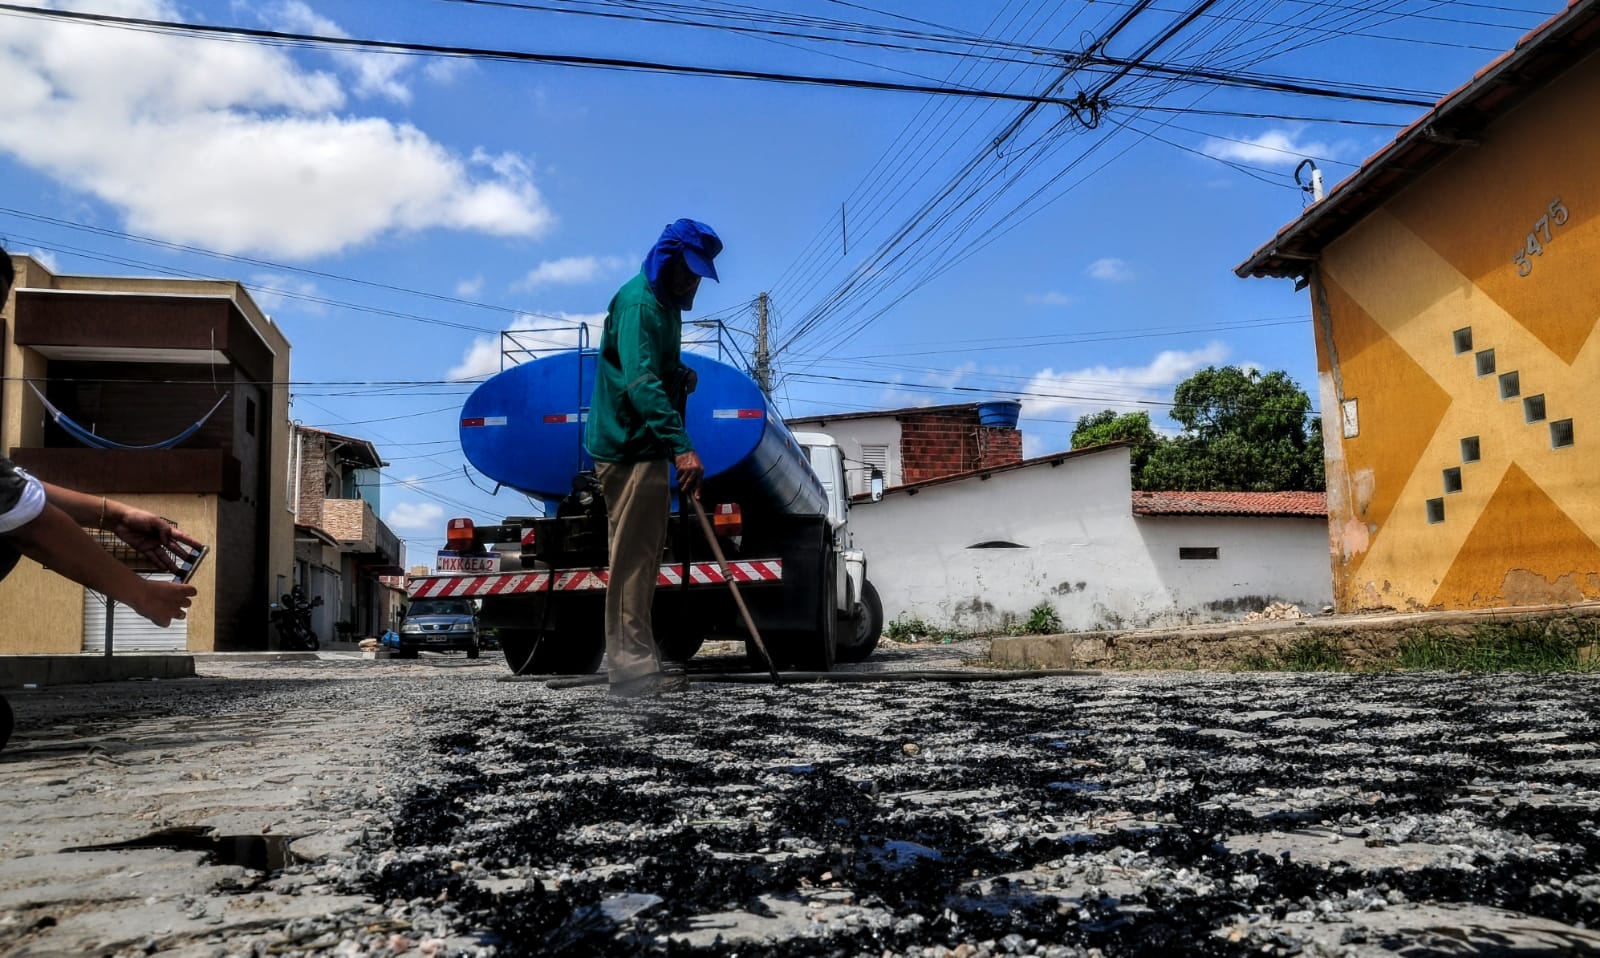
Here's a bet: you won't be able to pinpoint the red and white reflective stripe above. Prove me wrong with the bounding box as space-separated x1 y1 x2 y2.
407 559 782 598
541 412 585 424
658 559 781 586
711 408 764 420
461 415 508 428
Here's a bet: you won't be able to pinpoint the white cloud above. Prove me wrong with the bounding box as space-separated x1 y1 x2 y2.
513 255 626 291
448 311 605 381
1201 128 1343 169
274 1 411 103
385 501 446 533
1021 341 1232 428
423 57 470 85
248 272 325 315
0 0 553 258
1026 291 1073 306
1086 258 1134 282
455 276 485 298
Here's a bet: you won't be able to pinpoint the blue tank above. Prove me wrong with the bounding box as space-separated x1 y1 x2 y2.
458 351 825 516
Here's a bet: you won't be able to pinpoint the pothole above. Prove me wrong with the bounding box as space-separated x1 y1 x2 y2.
65 828 301 872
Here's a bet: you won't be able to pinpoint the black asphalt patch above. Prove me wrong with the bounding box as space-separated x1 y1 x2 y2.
353 672 1600 956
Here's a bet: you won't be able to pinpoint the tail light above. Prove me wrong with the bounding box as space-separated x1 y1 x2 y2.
712 502 742 538
445 517 476 553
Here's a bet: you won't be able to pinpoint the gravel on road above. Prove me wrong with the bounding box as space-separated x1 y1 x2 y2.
3 643 1599 957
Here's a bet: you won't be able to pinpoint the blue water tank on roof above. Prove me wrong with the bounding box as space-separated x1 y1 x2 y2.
458 351 825 516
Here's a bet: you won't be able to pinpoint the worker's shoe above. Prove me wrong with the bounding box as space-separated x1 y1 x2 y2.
608 671 689 699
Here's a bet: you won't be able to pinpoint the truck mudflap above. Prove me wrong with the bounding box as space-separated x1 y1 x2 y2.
408 559 783 599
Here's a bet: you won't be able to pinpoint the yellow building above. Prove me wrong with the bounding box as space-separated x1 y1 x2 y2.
1 253 295 651
1238 3 1600 612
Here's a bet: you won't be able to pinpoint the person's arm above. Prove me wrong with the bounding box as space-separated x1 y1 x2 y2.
40 482 203 577
7 503 195 627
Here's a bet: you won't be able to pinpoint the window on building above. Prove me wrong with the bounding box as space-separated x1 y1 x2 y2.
1452 327 1472 354
1179 547 1219 560
1551 419 1575 449
245 396 257 436
1426 498 1445 524
1460 436 1481 463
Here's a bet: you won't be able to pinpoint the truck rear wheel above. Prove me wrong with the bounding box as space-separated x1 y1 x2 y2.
836 579 883 664
773 545 837 672
499 628 604 676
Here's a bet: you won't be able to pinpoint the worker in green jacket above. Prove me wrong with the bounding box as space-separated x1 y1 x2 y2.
585 219 721 698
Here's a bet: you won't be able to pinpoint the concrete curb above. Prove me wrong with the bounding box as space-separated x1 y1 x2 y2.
190 652 321 663
990 600 1600 670
0 654 195 689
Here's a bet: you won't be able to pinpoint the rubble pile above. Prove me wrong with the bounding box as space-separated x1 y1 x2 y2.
1243 601 1307 622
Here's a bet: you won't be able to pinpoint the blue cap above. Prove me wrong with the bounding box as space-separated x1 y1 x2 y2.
648 218 722 284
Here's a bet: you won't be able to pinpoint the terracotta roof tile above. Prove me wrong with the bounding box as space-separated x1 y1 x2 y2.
1133 490 1327 518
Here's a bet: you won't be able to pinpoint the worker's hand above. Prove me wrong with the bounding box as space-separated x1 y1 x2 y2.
111 506 204 576
131 579 197 628
675 451 704 495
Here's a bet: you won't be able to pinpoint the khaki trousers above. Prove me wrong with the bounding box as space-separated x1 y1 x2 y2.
597 459 671 685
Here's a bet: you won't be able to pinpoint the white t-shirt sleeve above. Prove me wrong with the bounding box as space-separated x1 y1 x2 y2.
0 461 47 534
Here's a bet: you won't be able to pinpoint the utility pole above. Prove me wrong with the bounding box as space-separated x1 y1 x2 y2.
755 292 772 395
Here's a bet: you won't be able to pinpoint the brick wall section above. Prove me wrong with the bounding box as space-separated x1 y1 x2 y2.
295 430 327 526
979 427 1022 470
323 498 373 546
899 409 1023 484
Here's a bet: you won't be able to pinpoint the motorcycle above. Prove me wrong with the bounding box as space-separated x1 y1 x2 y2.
269 587 323 651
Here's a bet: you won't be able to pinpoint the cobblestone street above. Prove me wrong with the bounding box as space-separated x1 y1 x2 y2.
4 648 1600 956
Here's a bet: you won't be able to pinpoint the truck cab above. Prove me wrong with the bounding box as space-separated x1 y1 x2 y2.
794 432 882 663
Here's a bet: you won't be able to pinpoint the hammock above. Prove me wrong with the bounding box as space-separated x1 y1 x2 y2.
28 382 230 452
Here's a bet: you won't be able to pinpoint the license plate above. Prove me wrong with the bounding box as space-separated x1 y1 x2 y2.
436 552 500 574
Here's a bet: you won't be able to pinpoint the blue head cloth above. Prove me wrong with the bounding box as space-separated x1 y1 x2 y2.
644 219 722 308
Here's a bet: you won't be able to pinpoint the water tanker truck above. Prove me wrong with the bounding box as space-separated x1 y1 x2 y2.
406 346 884 675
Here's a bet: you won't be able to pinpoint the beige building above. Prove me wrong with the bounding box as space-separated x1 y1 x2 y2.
289 426 404 643
0 253 294 652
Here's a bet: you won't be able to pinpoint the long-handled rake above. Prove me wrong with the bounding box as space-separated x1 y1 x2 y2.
689 497 781 685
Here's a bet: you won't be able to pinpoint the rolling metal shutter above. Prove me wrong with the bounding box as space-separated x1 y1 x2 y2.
82 575 188 651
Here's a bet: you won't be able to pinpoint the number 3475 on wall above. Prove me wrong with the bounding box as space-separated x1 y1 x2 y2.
1514 198 1570 277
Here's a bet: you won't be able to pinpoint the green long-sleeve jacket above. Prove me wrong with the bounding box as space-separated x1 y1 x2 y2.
585 271 693 463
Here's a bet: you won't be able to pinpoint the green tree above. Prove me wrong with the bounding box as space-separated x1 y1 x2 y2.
1070 409 1159 474
1138 365 1324 492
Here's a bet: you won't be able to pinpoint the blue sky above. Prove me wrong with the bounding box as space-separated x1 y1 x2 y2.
0 0 1567 561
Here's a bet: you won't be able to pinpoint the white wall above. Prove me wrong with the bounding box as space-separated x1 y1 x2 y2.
1138 517 1332 624
850 445 1333 632
788 416 902 496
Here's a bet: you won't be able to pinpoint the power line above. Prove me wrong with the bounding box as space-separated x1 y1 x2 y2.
0 3 1444 109
785 371 1322 418
0 3 1197 110
0 207 563 323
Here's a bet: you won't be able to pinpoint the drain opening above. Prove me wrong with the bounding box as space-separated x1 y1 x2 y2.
64 828 300 871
